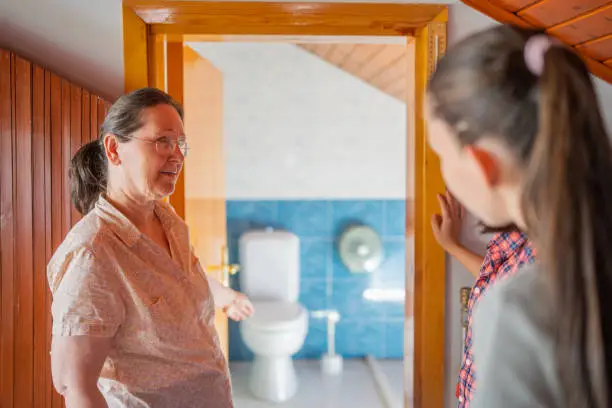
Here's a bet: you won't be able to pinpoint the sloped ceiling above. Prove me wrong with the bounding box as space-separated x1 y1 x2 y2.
462 0 612 83
298 44 409 102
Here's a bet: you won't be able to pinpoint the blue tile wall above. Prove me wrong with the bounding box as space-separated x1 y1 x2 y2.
226 199 406 361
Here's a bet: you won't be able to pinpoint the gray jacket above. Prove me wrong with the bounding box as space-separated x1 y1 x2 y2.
471 264 564 408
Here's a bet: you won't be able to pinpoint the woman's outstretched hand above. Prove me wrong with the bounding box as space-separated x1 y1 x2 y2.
224 292 255 321
431 191 464 252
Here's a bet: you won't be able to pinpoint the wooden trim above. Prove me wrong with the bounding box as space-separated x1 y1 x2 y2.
574 32 612 49
413 20 447 408
582 55 612 83
432 8 449 24
123 5 149 92
515 0 548 14
166 40 185 219
496 0 543 13
122 3 451 406
124 1 445 36
152 24 416 37
405 37 416 408
148 34 166 90
460 0 612 84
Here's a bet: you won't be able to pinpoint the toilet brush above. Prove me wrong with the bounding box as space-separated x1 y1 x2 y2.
320 310 343 376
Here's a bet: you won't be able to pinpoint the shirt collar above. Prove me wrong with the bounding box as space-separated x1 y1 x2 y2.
486 231 527 251
94 195 178 247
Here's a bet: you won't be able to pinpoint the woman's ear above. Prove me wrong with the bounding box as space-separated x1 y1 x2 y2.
465 146 500 186
103 134 121 165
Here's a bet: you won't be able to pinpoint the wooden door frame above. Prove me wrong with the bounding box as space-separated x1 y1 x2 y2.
122 2 447 407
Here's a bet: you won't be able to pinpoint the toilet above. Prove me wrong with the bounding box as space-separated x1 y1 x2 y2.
238 229 308 403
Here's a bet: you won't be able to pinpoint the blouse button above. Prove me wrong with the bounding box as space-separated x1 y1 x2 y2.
473 287 480 295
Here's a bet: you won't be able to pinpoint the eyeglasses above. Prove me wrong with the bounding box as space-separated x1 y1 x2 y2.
130 136 189 157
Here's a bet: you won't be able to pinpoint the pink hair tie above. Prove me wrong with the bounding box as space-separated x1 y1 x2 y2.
524 35 561 76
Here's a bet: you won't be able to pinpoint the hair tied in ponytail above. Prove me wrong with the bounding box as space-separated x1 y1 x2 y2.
524 35 562 76
69 140 108 215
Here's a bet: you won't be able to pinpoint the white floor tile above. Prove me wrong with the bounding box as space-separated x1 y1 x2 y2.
230 359 404 408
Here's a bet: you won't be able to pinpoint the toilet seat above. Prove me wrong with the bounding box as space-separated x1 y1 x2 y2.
244 300 307 332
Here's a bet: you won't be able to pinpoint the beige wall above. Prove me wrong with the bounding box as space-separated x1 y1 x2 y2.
183 46 229 354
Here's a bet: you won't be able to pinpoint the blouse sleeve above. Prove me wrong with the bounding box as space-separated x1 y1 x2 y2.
470 270 562 408
50 247 125 337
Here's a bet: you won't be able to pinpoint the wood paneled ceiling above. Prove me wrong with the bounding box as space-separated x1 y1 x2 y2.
298 43 409 102
462 0 612 83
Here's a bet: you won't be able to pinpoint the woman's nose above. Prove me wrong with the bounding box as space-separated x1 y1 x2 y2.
169 143 184 161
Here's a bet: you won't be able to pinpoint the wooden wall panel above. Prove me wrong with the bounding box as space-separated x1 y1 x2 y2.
0 48 15 408
50 72 63 408
97 98 106 130
13 55 34 408
50 74 63 258
82 90 91 144
43 70 54 408
32 65 49 408
61 80 71 235
90 94 99 142
70 86 82 224
0 48 108 408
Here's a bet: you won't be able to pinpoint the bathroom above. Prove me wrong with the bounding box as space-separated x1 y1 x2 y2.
186 39 411 407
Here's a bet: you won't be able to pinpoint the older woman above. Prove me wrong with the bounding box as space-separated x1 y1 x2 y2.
48 87 253 408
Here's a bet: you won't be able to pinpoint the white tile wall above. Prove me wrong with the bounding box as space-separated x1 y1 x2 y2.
188 42 407 200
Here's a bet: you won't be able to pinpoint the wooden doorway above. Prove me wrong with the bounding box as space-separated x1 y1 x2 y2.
122 3 448 407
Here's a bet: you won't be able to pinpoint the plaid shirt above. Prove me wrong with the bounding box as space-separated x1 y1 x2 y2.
456 231 535 408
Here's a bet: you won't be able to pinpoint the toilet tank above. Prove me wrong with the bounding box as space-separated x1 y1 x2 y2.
239 230 300 302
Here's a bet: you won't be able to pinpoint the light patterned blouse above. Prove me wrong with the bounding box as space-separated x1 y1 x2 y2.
47 196 232 408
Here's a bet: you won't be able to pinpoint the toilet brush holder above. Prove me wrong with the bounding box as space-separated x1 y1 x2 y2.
322 353 343 376
311 310 343 376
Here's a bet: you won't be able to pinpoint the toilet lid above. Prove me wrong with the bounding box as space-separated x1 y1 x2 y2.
244 300 306 331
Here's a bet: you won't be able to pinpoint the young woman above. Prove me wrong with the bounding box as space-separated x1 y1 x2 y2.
432 192 534 407
427 26 612 407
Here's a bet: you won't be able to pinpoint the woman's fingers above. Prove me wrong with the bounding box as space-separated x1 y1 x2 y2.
227 295 255 321
228 307 245 321
431 213 442 234
447 191 463 220
242 301 255 316
438 193 450 221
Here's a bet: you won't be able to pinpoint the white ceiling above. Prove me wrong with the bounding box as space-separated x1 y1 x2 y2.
0 0 125 100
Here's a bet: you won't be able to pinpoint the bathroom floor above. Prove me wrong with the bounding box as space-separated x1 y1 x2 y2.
230 359 404 408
